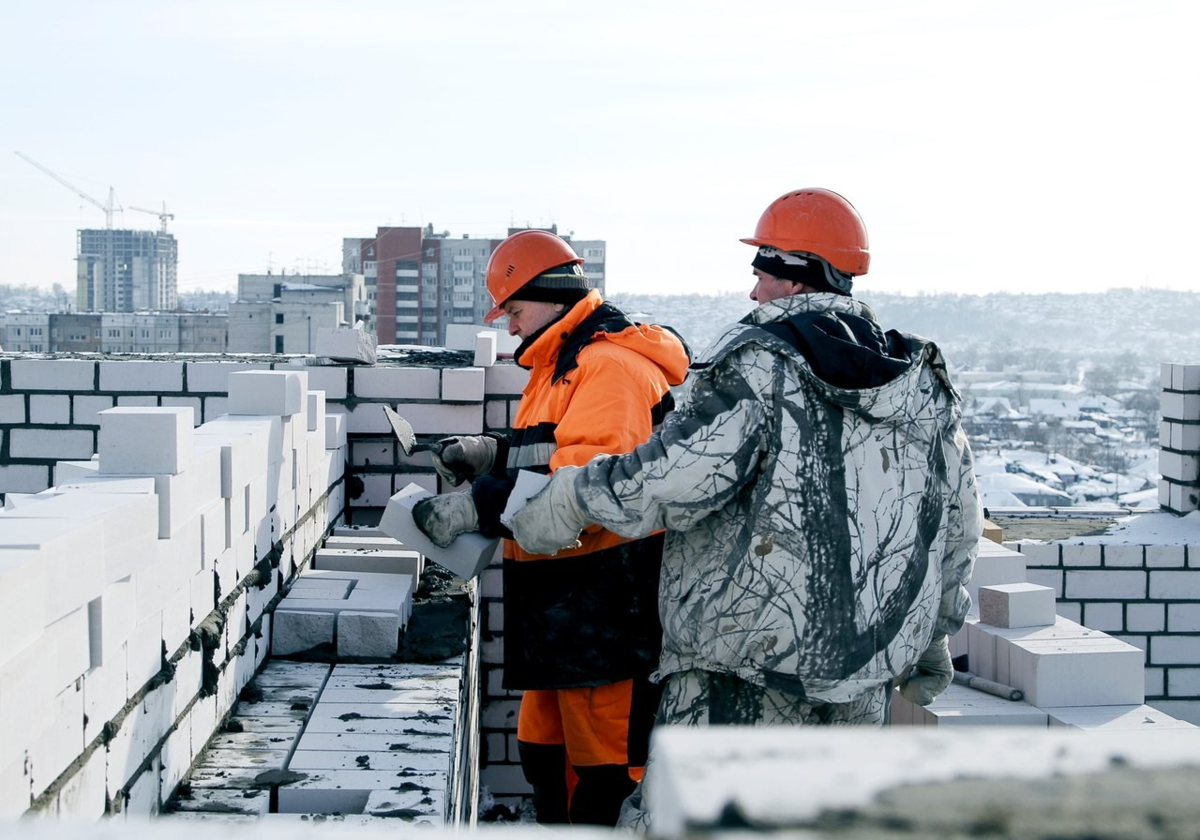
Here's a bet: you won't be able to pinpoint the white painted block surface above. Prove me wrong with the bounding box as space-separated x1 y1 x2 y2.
306 390 326 433
227 370 305 416
1049 704 1199 730
965 551 1028 612
441 367 485 402
978 582 1057 628
314 546 423 577
1010 637 1145 707
379 484 498 580
0 550 45 667
0 518 105 626
98 407 194 475
893 684 1049 727
0 491 159 585
474 331 497 367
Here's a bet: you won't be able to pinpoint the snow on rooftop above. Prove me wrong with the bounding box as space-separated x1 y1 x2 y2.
1071 509 1200 545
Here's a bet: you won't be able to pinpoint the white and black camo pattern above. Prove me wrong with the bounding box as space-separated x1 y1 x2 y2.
573 293 982 704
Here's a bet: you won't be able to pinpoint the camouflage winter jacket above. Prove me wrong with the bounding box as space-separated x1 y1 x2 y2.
571 292 982 703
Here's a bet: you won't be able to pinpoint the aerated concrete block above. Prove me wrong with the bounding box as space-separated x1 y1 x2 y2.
1010 636 1145 707
474 331 497 367
979 582 1057 628
314 546 423 577
379 483 498 580
227 370 305 417
336 611 402 658
98 407 195 475
441 367 485 402
316 327 377 365
272 610 336 656
0 517 105 626
966 551 1028 613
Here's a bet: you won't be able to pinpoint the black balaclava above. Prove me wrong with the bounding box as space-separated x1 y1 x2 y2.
751 246 854 296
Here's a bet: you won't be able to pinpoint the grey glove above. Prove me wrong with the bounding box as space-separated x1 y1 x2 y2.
412 491 480 548
898 634 953 706
508 465 587 556
431 436 497 487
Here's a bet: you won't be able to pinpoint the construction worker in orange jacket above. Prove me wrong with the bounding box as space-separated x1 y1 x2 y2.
412 229 691 825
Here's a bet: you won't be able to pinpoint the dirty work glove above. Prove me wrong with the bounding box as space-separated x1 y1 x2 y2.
898 635 953 706
508 465 587 556
412 491 479 548
431 436 498 487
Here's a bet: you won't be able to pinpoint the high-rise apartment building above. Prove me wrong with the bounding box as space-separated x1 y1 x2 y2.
347 224 605 347
76 228 179 313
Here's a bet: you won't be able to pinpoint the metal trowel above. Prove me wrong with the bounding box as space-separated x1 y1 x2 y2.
383 405 441 455
384 406 476 484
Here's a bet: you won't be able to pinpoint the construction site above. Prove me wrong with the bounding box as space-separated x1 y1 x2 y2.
0 330 1196 838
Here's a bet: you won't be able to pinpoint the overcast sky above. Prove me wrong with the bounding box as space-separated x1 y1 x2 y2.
1 0 1196 299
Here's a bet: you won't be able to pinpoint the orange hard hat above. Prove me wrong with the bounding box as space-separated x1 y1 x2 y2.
484 230 584 323
741 188 870 276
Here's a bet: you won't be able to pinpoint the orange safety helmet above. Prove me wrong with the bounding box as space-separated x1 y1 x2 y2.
741 188 870 276
484 230 585 323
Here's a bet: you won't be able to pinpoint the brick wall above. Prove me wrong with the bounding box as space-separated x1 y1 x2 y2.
1012 540 1200 724
0 349 532 816
0 365 343 818
1160 362 1200 514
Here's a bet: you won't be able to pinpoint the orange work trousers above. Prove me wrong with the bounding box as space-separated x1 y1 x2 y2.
516 675 661 826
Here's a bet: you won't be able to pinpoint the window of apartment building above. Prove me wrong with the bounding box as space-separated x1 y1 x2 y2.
108 329 120 338
159 330 172 339
275 314 284 324
275 336 284 353
141 330 150 338
584 248 604 259
422 262 438 277
93 329 101 338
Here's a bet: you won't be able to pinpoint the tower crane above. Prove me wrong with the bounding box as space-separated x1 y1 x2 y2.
129 201 174 234
14 151 121 229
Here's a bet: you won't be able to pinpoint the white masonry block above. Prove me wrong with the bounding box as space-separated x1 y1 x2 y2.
316 327 377 364
227 370 305 417
98 407 195 475
314 546 423 577
965 550 1028 613
1010 636 1145 707
0 549 45 667
893 683 1050 728
194 417 275 500
442 367 485 402
0 518 105 626
474 331 497 367
379 483 498 580
325 411 347 450
1 490 159 586
306 390 326 433
979 582 1057 628
336 611 402 658
272 610 336 656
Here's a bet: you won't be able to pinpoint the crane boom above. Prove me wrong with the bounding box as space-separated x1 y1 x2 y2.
129 202 174 234
14 150 121 229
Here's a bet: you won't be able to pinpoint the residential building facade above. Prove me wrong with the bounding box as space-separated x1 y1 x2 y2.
76 228 179 313
348 224 606 347
227 272 362 354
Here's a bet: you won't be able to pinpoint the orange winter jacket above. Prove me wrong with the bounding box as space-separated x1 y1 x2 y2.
490 290 690 689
